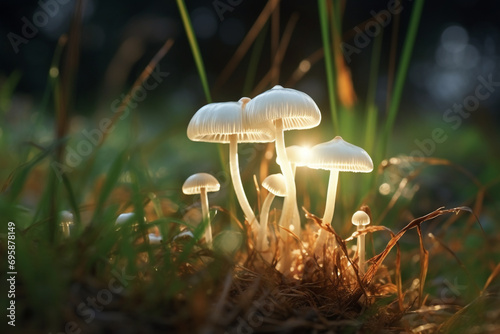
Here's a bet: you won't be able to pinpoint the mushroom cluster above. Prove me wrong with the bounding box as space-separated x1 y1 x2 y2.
185 85 374 264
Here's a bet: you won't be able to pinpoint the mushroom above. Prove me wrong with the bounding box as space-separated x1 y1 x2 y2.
258 173 287 251
306 136 373 255
148 233 163 244
182 173 220 246
276 145 311 176
351 210 370 274
59 210 74 238
245 85 321 236
187 98 274 232
173 229 194 241
115 212 136 226
276 145 312 229
115 212 146 233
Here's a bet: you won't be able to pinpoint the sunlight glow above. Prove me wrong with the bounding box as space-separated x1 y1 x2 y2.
298 145 312 160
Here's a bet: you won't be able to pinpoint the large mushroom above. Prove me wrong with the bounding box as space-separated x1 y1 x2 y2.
182 173 220 246
187 98 274 232
306 136 373 255
245 85 321 236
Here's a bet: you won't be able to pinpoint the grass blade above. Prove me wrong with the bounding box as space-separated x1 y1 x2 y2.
61 173 81 230
318 0 339 133
176 0 212 103
379 0 425 159
364 33 383 154
91 151 127 224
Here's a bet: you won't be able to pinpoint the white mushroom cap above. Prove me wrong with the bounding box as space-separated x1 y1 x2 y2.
173 229 194 240
187 98 275 143
276 145 311 167
307 136 373 172
116 212 136 225
148 233 163 244
244 85 321 131
262 173 287 197
182 173 220 195
60 210 74 223
352 210 371 226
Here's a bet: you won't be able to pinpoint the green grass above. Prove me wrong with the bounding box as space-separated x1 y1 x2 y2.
318 0 339 133
175 0 212 104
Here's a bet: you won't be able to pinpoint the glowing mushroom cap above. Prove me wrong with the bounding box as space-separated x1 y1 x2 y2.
182 173 220 195
187 98 275 143
352 210 371 226
173 229 194 240
307 136 373 172
276 145 311 167
60 210 74 223
262 173 287 197
116 212 136 225
244 85 321 131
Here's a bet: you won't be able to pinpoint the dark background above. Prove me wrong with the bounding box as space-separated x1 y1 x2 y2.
1 0 499 122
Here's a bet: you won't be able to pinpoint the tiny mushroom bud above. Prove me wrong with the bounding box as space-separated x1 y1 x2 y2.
352 210 371 274
148 233 163 244
258 173 287 251
245 85 321 236
115 212 136 225
115 212 146 232
59 210 74 238
173 229 194 241
182 173 220 247
306 136 373 256
187 98 274 233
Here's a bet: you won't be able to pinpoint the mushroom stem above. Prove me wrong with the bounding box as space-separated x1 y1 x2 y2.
290 162 301 232
61 223 70 238
290 162 297 177
314 170 339 255
258 193 275 251
200 187 213 246
274 119 300 236
323 169 339 226
357 225 366 274
229 135 258 229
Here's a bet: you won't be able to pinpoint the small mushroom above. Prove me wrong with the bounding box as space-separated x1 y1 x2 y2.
258 173 287 251
187 98 274 232
115 212 136 225
306 136 373 255
276 145 312 228
173 229 194 241
245 85 321 236
59 210 74 238
148 233 163 244
182 173 220 246
115 212 144 232
352 210 370 274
